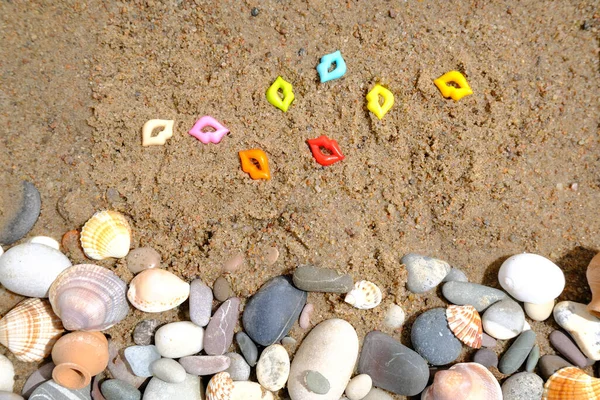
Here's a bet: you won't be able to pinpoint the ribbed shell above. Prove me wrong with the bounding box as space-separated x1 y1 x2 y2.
80 210 131 260
127 268 190 313
0 298 64 362
49 264 129 331
426 363 502 400
446 305 483 349
344 280 382 310
206 371 234 400
543 367 600 400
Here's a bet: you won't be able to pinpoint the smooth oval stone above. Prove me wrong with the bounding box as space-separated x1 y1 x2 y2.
383 304 405 330
236 332 258 367
204 297 240 355
231 381 274 400
124 345 161 377
538 355 572 380
442 281 506 312
0 355 14 392
501 372 544 400
553 301 600 360
549 330 587 367
242 276 307 346
26 236 60 250
22 362 54 398
225 352 250 381
292 265 353 293
442 267 468 283
150 358 186 383
401 253 451 293
524 300 554 321
361 388 393 400
213 277 235 301
499 330 537 374
142 374 202 400
288 319 358 400
189 279 213 327
29 380 91 400
256 344 290 391
526 344 540 372
345 374 372 400
411 308 462 365
482 333 497 348
299 303 314 329
101 379 141 400
133 319 160 346
107 340 146 389
482 298 525 340
0 243 72 297
0 180 41 246
179 355 230 375
126 247 161 274
305 370 330 395
0 391 24 400
358 331 428 396
473 348 498 368
155 321 204 358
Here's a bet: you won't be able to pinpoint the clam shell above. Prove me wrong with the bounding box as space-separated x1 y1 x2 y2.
80 210 131 260
0 298 64 362
127 268 190 313
206 371 234 400
426 362 501 400
49 264 129 331
543 367 600 400
344 280 382 310
446 305 483 349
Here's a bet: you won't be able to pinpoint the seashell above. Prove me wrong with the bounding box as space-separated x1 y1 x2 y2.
586 252 600 317
0 298 64 362
446 305 483 349
542 366 600 400
80 210 131 260
49 264 129 331
206 371 234 400
127 268 190 313
422 362 502 400
344 280 382 310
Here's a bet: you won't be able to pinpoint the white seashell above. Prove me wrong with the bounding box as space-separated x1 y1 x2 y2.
344 280 382 310
49 264 129 331
26 236 60 250
498 253 565 304
231 381 274 400
128 268 190 313
206 371 233 400
80 210 131 260
256 344 290 391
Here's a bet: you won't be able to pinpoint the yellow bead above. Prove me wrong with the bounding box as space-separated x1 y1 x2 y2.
266 76 295 112
433 70 473 101
366 84 394 120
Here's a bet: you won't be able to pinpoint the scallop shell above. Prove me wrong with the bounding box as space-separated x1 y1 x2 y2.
80 210 131 260
446 305 483 349
423 362 502 400
127 268 190 313
0 298 64 362
344 280 382 310
543 367 600 400
49 264 129 331
206 371 234 400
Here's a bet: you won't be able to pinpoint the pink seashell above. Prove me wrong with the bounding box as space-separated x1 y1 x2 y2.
446 305 483 349
423 363 501 400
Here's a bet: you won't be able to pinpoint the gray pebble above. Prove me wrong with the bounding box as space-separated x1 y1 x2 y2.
482 298 525 340
189 279 213 327
0 180 41 246
213 276 234 302
442 281 506 312
251 7 259 16
124 345 161 378
411 308 462 366
401 253 451 293
133 319 160 345
143 374 202 400
442 267 468 283
292 265 353 293
501 372 543 400
499 330 536 374
473 348 498 368
21 362 54 398
224 353 250 381
526 344 540 372
236 332 258 367
0 392 24 400
539 355 572 380
361 388 393 400
125 247 161 274
178 355 230 376
204 297 240 355
549 330 587 368
101 379 141 400
482 333 497 348
304 370 330 395
150 358 186 383
29 380 91 400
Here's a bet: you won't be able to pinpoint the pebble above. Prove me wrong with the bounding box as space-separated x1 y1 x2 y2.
288 319 358 400
133 319 160 346
305 370 330 394
549 330 587 367
473 348 498 368
222 252 244 274
0 243 72 297
231 381 274 400
242 276 307 346
29 381 91 400
179 355 230 375
538 355 572 380
442 281 506 312
299 303 314 329
125 247 161 274
256 344 290 392
224 352 250 381
90 374 104 400
263 246 279 266
292 265 353 293
154 321 204 358
124 345 162 377
482 333 497 348
383 304 405 330
100 379 141 400
107 340 146 389
0 391 24 400
204 297 240 355
442 267 468 283
401 253 451 293
361 387 394 400
525 344 540 372
498 330 536 375
0 355 14 392
411 308 462 365
358 331 429 396
524 300 554 321
150 358 186 383
250 7 259 17
22 362 54 398
501 372 544 400
213 277 235 301
280 336 297 352
26 236 60 250
553 301 600 360
0 180 41 246
142 374 202 400
345 374 372 400
482 298 525 340
236 332 258 367
189 279 213 327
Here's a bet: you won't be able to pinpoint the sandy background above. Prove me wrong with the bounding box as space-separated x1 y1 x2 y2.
1 1 599 398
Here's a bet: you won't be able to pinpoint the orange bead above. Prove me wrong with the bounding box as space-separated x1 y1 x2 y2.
239 149 271 180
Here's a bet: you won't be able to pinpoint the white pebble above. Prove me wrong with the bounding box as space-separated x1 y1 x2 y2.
345 374 372 400
524 300 554 321
155 322 204 358
0 354 15 392
383 304 405 329
362 387 394 400
231 381 274 400
26 236 60 250
0 245 3 257
256 344 290 391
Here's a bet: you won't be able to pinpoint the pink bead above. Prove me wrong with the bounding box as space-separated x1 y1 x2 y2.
188 116 230 144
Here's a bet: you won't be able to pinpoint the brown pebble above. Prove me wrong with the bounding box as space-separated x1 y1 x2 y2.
213 276 234 302
126 247 161 274
222 252 244 273
264 246 279 266
61 230 86 261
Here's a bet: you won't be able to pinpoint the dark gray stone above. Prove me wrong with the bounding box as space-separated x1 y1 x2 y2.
411 308 462 366
101 379 141 400
204 297 240 355
539 355 572 380
549 330 587 368
402 253 451 293
473 348 498 368
0 181 41 246
29 380 91 400
21 362 54 399
236 332 258 367
501 372 544 400
189 279 213 327
442 281 506 312
526 344 540 372
304 370 330 395
499 330 536 374
133 319 160 346
292 265 353 293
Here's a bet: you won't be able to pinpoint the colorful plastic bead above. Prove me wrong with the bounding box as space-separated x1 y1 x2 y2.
366 84 394 120
188 116 230 144
266 76 295 112
239 149 271 180
433 70 473 101
142 119 174 146
306 136 345 166
316 50 347 83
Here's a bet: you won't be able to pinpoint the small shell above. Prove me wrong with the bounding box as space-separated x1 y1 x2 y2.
206 371 234 400
127 268 190 313
543 367 600 400
0 298 64 362
49 264 129 331
424 362 502 400
344 280 382 310
80 210 131 260
446 305 483 349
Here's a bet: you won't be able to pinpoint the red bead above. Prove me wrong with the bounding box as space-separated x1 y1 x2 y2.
306 135 345 166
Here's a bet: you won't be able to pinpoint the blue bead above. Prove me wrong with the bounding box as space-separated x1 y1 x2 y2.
316 50 347 83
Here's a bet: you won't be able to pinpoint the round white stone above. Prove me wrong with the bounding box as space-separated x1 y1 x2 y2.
524 300 554 321
256 344 289 391
0 354 15 392
231 381 274 400
26 236 60 250
155 322 204 358
345 374 372 400
383 304 405 329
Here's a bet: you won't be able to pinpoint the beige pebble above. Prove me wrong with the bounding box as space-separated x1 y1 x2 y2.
126 247 161 274
524 300 554 321
345 374 372 400
383 304 405 329
264 246 279 265
213 276 235 302
223 252 244 274
256 344 290 392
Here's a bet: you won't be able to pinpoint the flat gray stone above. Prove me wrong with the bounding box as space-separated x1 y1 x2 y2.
525 344 540 372
304 370 330 395
539 355 572 380
142 374 202 400
411 308 462 366
133 320 160 346
236 332 258 367
21 362 54 399
189 279 213 327
150 358 186 384
124 345 162 378
292 265 353 293
0 180 41 246
29 380 91 400
178 356 230 376
225 353 250 381
402 253 451 293
549 330 587 367
499 330 537 374
204 297 240 355
442 267 468 283
473 348 498 368
482 298 525 340
501 372 543 400
101 379 141 400
442 281 506 312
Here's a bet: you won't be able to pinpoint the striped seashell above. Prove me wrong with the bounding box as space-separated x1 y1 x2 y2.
446 305 483 349
422 362 501 400
206 371 234 400
80 210 131 260
49 264 129 331
543 367 600 400
127 268 190 313
344 280 382 310
0 298 64 362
